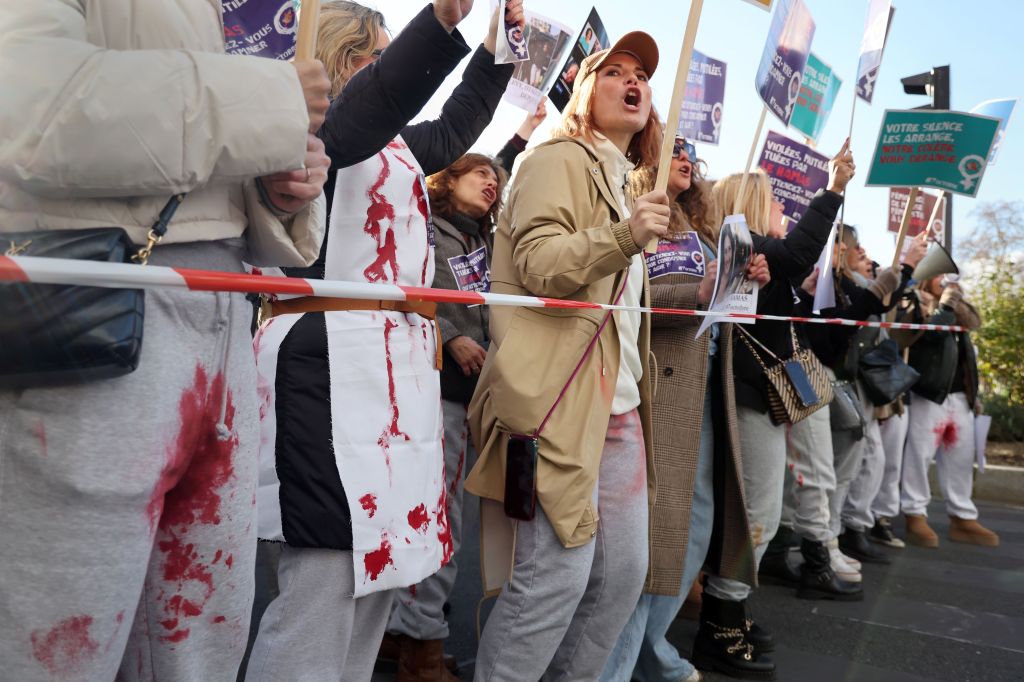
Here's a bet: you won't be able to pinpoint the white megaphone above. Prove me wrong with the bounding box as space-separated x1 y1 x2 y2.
912 241 959 282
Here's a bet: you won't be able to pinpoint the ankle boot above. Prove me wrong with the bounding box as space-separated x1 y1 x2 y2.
904 514 939 548
796 539 863 601
396 636 459 682
740 600 775 655
948 516 1000 547
692 592 776 679
758 548 801 587
838 527 891 564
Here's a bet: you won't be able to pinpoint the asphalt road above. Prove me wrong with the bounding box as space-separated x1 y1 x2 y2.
245 498 1024 682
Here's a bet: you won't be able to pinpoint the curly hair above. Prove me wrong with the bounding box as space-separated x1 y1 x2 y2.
426 154 509 230
628 162 713 244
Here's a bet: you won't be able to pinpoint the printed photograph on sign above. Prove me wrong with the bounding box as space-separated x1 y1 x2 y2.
696 216 758 338
855 0 894 103
223 0 299 60
548 7 609 112
969 98 1017 164
866 110 1002 198
677 50 728 146
645 233 706 280
504 11 574 112
754 0 815 126
758 131 830 222
790 52 842 143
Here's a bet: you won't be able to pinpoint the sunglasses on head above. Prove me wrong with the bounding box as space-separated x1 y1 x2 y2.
673 137 697 161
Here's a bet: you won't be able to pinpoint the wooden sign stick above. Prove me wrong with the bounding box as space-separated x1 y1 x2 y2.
884 185 919 306
295 0 322 61
648 0 705 251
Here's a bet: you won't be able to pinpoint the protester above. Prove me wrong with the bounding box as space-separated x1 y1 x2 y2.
898 278 999 548
0 3 331 679
245 3 522 680
602 139 768 682
695 144 853 679
465 35 668 680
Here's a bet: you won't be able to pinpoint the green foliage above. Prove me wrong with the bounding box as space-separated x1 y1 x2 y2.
973 267 1024 407
982 394 1024 442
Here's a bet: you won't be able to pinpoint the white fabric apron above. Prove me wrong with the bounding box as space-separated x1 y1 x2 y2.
255 136 449 597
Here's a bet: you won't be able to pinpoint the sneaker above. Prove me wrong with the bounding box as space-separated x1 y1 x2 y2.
827 543 862 583
870 517 906 548
827 538 862 572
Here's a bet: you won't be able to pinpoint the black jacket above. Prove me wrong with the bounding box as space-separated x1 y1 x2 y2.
286 5 514 279
900 292 981 406
733 190 843 413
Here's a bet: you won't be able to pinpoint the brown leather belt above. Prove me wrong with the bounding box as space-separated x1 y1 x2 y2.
265 296 443 370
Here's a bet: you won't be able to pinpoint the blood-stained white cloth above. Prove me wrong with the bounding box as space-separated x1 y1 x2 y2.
255 136 450 597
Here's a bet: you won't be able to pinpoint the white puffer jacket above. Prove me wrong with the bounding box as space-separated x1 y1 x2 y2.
0 0 324 266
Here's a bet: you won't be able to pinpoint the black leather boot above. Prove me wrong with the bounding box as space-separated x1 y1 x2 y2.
758 548 800 587
692 592 776 679
797 538 863 601
839 526 891 564
741 600 775 655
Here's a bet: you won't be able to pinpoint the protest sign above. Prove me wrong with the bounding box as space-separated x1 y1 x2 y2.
503 12 574 112
223 0 299 60
758 131 830 222
742 0 774 10
887 188 944 239
855 0 894 103
969 98 1017 164
495 0 530 64
548 8 609 112
790 52 841 143
866 110 1001 198
447 246 491 294
696 216 758 337
754 0 815 126
677 50 727 145
645 234 706 280
812 224 836 313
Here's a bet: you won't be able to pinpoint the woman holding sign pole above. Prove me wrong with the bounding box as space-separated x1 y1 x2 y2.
602 141 770 682
693 143 854 680
466 35 669 680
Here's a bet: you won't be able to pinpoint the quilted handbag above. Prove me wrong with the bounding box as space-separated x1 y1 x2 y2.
0 195 183 388
736 324 834 425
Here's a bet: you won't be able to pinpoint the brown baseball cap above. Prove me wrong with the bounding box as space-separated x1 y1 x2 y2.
577 31 660 84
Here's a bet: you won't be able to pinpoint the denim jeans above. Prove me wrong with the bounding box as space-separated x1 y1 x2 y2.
600 368 717 682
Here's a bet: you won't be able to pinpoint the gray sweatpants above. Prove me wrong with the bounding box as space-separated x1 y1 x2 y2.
474 409 650 682
782 405 837 542
0 241 258 681
830 383 872 538
388 398 474 641
705 405 786 602
842 406 885 532
245 546 394 681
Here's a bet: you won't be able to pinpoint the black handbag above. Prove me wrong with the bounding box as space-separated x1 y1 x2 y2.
0 195 184 388
858 338 920 406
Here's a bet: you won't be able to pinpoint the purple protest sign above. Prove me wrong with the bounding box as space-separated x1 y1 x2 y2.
645 233 706 280
758 131 830 223
223 0 298 60
677 50 727 146
754 0 815 126
447 246 491 294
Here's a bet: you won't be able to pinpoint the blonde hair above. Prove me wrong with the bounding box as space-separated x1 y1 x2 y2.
708 171 773 237
317 1 386 97
552 61 662 167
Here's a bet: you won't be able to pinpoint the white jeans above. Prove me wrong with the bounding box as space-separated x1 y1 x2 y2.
900 392 978 520
871 411 909 520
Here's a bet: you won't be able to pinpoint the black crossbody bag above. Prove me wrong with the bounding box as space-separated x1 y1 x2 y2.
0 195 184 388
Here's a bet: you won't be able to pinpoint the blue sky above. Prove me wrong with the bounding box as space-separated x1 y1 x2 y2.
375 1 1023 265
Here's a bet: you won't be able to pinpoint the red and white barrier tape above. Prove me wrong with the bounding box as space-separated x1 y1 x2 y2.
0 255 965 333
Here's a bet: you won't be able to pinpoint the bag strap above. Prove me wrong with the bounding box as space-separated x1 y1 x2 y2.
534 268 631 438
132 194 186 265
735 324 782 367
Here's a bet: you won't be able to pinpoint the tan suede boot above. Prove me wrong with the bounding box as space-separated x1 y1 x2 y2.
949 516 1000 547
396 636 459 682
904 514 939 548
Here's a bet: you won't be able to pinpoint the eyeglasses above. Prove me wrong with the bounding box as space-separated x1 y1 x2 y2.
371 48 384 58
673 137 697 161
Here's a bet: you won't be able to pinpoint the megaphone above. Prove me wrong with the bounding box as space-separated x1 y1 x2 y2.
912 241 959 282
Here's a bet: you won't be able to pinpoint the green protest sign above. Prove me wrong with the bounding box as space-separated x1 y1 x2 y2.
865 110 1000 198
790 53 841 143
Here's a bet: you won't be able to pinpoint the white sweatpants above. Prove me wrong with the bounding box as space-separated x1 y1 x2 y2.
871 410 909 520
900 392 978 520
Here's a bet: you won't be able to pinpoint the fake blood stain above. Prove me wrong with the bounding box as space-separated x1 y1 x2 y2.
364 532 395 581
408 503 430 533
412 177 431 285
378 319 411 482
30 616 99 676
934 419 959 449
359 493 378 518
364 153 399 283
436 487 454 567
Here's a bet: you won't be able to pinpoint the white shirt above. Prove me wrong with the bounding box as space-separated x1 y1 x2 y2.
591 134 644 415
